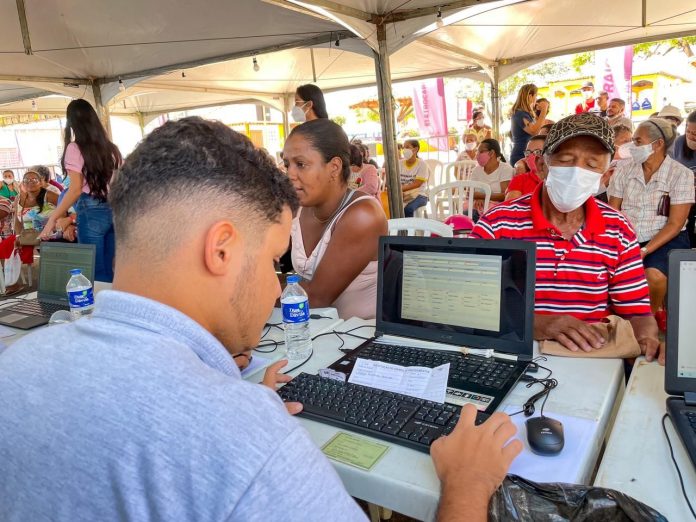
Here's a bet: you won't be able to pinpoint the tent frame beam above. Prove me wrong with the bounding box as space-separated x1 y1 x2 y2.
102 31 357 84
15 0 33 55
370 0 517 23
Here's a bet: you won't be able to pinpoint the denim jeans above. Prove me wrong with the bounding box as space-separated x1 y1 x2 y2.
404 195 428 217
75 193 115 282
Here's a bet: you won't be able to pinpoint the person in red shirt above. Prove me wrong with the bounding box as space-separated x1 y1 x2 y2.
575 81 596 114
505 134 547 200
471 113 661 364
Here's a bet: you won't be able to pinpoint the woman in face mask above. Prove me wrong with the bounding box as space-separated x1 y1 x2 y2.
456 132 479 162
292 84 329 123
671 110 696 248
468 111 491 142
0 170 19 200
469 138 514 215
597 125 633 203
608 118 695 324
399 139 430 217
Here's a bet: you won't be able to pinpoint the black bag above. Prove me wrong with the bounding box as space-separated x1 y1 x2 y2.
488 475 667 521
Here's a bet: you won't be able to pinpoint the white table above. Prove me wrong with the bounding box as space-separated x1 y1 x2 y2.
269 317 626 522
594 358 696 520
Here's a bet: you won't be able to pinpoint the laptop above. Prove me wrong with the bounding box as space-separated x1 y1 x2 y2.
0 242 96 329
665 249 696 468
329 236 536 414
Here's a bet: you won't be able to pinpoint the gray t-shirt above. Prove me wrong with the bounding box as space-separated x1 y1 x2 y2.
0 290 366 521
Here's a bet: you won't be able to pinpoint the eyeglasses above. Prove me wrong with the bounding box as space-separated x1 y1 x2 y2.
523 149 543 157
22 178 40 184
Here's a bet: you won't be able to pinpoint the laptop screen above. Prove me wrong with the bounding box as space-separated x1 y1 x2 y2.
38 243 97 303
376 237 536 356
666 249 696 395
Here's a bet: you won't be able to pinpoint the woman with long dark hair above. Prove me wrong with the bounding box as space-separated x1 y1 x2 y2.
40 99 122 282
292 84 328 122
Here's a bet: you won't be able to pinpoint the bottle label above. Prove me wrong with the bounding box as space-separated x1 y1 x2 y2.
68 287 94 309
282 299 309 323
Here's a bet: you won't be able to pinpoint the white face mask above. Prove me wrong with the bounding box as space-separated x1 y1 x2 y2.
474 119 484 127
402 148 413 160
629 141 655 164
545 165 602 213
3 178 13 184
616 142 632 159
464 142 477 151
290 104 307 123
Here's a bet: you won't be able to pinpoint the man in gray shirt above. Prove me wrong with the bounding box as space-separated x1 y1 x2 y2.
0 117 521 521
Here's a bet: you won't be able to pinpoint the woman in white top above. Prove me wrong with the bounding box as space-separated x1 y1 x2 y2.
399 139 430 217
470 138 514 214
456 131 479 162
284 119 387 319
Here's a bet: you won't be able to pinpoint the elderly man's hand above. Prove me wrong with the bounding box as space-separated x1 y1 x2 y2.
534 314 606 352
630 315 662 365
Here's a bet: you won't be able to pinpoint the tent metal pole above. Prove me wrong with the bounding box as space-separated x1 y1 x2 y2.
15 0 33 55
490 65 501 141
91 82 112 139
282 94 291 143
137 112 146 137
374 23 403 219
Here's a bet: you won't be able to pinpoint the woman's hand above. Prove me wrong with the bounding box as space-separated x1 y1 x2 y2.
537 99 549 114
39 216 57 240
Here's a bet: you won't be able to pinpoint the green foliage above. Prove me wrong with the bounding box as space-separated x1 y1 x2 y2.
571 52 594 73
499 58 571 100
331 115 346 126
634 37 696 57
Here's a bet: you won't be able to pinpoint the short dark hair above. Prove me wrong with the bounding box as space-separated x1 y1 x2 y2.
296 84 328 119
541 123 554 133
528 134 547 142
349 144 364 168
610 97 626 108
288 119 351 182
111 117 298 248
404 139 420 152
681 110 696 160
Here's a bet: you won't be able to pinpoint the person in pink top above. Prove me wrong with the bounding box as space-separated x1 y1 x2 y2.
283 119 386 319
348 144 380 198
39 99 122 282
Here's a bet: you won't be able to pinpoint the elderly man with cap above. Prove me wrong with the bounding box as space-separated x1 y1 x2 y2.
471 113 662 364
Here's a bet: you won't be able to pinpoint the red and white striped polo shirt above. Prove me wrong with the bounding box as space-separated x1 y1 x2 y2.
470 183 652 321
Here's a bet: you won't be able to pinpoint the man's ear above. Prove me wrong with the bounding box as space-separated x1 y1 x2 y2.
203 220 242 276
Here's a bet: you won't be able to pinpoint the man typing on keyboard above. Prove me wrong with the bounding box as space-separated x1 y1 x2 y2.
0 117 521 521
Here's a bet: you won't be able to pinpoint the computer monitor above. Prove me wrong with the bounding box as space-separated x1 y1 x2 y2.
666 249 696 396
38 243 96 304
376 236 536 356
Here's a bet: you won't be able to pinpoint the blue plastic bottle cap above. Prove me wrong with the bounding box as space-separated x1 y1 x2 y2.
69 269 81 275
286 275 300 284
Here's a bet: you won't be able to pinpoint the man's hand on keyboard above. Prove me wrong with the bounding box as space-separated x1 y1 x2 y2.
263 360 303 415
431 405 522 521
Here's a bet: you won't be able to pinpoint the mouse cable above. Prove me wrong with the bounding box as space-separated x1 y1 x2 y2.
507 371 557 418
281 326 374 374
661 414 696 519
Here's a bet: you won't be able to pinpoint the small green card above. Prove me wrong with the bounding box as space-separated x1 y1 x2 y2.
322 432 390 471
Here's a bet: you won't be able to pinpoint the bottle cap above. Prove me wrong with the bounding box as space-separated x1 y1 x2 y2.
69 269 82 275
286 275 300 284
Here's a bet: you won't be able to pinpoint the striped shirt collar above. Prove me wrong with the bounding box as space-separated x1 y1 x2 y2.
530 182 606 236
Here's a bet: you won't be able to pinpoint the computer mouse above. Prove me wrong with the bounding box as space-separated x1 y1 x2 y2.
526 416 564 456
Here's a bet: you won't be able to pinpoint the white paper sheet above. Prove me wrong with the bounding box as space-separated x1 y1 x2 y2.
347 358 450 403
0 325 16 338
504 406 598 483
240 355 273 378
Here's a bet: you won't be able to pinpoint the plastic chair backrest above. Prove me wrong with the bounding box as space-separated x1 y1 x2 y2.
424 159 444 189
444 160 478 183
429 180 492 220
387 217 454 238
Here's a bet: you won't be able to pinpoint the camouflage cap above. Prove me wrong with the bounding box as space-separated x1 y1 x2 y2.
543 113 615 156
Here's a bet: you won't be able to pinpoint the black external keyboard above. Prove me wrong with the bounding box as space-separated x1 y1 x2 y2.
346 343 518 390
278 373 489 453
7 300 68 316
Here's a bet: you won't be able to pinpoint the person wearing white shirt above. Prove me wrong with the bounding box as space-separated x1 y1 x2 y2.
470 138 514 215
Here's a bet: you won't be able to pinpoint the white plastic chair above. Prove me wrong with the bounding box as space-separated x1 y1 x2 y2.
428 181 492 221
444 160 477 183
423 159 444 190
388 217 453 238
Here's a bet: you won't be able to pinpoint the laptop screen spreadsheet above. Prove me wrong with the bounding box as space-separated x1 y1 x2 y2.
39 245 95 298
401 251 502 332
678 260 696 379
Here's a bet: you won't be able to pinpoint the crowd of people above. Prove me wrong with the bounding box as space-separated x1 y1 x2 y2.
0 79 694 520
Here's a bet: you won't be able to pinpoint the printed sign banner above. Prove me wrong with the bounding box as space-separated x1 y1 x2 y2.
412 78 449 151
595 46 634 115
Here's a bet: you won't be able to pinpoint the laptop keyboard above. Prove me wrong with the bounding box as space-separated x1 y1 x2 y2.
278 373 489 453
686 411 696 434
6 300 69 317
346 343 518 390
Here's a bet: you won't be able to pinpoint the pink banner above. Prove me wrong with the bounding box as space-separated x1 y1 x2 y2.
412 78 448 151
595 46 634 115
